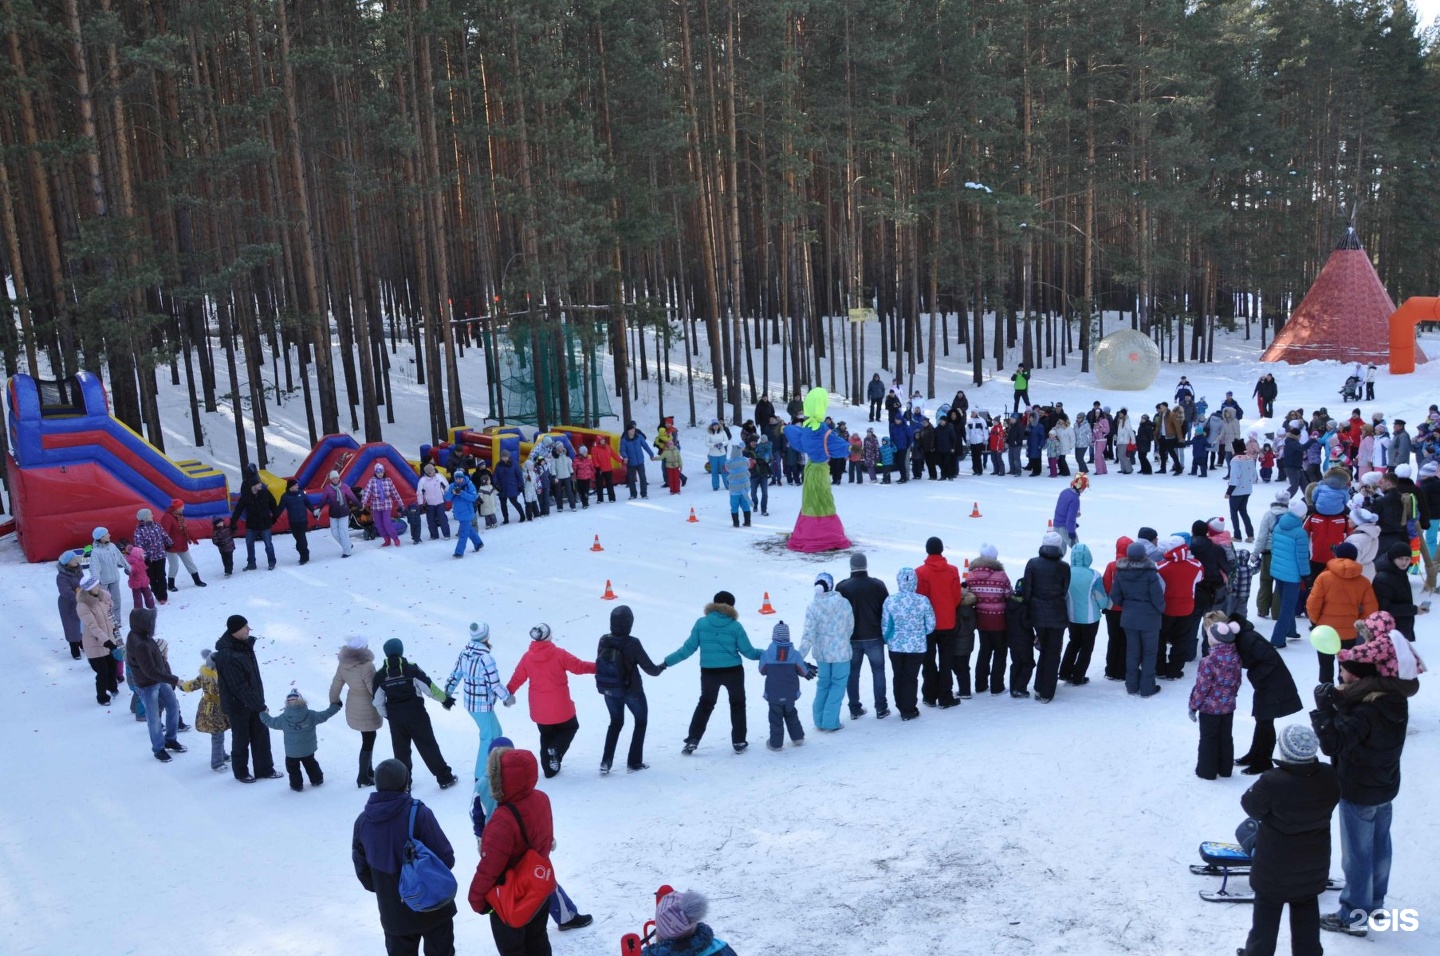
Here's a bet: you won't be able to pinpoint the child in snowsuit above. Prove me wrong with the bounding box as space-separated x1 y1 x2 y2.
210 516 235 577
476 475 500 529
758 621 809 750
259 687 341 791
661 442 684 495
77 575 119 705
722 445 752 527
862 428 880 482
124 541 154 610
574 445 596 507
847 434 864 483
179 648 231 770
1259 444 1275 483
879 437 895 483
1045 430 1061 477
642 889 739 956
1190 425 1210 477
1189 613 1242 780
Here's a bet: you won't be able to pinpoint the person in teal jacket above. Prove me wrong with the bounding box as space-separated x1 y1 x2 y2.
1059 543 1111 685
259 687 342 791
666 591 761 755
1268 507 1311 647
444 473 483 558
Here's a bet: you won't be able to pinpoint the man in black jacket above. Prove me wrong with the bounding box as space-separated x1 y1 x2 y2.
836 552 890 719
1238 724 1340 956
230 463 280 571
1312 647 1410 937
375 638 459 789
213 614 281 782
354 759 457 956
1023 532 1072 703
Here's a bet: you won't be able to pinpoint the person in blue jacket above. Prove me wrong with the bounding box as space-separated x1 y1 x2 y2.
445 473 483 558
665 591 762 755
1026 414 1046 476
278 479 312 565
1268 506 1310 647
907 411 926 480
492 451 526 524
620 421 657 500
888 409 912 484
722 444 753 527
1053 474 1086 546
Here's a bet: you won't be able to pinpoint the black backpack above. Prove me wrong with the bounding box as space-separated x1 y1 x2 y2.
594 640 629 697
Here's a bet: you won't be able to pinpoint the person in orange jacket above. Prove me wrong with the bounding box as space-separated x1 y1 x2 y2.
506 624 596 778
591 436 618 503
1305 542 1378 683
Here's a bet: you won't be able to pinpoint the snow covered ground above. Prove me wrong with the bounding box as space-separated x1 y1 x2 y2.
4 323 1439 955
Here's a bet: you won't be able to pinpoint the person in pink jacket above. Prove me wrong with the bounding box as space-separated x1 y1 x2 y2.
124 542 155 610
505 623 597 778
361 463 404 547
574 446 598 509
1091 415 1111 476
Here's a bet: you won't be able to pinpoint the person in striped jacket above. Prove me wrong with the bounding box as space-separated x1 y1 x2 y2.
444 622 515 813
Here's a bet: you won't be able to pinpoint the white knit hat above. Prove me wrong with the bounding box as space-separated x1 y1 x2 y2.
979 543 999 560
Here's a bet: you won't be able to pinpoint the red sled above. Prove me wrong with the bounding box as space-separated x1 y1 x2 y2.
620 884 675 955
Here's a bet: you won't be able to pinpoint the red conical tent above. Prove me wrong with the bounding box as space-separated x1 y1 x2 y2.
1262 229 1426 366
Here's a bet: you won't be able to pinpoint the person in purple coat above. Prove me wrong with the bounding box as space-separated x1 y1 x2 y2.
493 450 526 524
1053 474 1087 547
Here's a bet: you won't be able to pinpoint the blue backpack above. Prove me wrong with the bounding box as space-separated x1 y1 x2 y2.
399 801 457 912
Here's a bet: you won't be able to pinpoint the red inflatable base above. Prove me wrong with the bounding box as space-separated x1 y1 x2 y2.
787 513 851 553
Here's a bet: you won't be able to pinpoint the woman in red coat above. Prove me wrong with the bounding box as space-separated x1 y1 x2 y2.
506 624 596 778
159 498 206 590
469 746 555 955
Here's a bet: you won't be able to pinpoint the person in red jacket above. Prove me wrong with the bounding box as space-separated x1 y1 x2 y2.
1157 537 1203 680
469 745 555 955
591 437 618 503
915 536 964 705
506 624 596 778
159 498 206 591
1101 536 1133 681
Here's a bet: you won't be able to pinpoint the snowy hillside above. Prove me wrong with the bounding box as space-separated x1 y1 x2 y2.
3 324 1438 955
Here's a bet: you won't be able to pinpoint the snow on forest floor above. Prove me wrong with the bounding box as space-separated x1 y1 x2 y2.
3 327 1440 954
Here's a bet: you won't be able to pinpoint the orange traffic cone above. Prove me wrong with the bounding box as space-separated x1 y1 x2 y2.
590 535 604 552
758 592 776 615
963 558 971 582
1047 519 1053 528
687 508 699 523
601 580 617 600
970 501 982 518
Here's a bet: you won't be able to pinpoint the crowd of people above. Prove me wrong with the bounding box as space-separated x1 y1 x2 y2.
44 366 1437 956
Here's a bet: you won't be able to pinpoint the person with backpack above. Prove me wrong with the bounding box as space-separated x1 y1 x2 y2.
353 758 458 956
666 591 763 755
373 638 460 790
506 624 596 778
595 605 666 774
468 743 556 955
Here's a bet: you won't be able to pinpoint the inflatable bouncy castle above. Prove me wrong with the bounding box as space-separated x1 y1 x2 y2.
5 372 229 562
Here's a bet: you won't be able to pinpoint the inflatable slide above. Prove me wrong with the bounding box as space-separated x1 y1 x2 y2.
5 372 229 562
283 434 420 532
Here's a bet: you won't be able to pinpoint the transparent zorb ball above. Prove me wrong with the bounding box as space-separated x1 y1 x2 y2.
1093 329 1161 391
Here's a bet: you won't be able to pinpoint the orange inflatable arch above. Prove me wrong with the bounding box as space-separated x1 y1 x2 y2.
1389 297 1440 374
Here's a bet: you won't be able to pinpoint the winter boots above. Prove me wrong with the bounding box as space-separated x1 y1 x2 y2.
191 572 207 588
743 512 751 527
357 750 375 788
732 513 740 528
167 576 178 592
